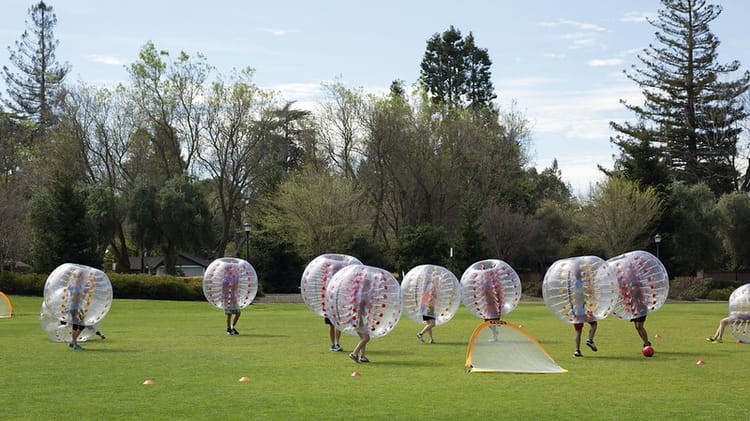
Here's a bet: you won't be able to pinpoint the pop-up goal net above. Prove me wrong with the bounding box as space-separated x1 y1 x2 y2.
0 292 14 319
465 320 566 373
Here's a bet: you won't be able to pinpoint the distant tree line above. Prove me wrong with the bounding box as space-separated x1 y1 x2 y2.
1 0 750 293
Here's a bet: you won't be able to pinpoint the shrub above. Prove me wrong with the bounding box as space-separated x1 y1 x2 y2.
668 276 710 301
707 287 733 301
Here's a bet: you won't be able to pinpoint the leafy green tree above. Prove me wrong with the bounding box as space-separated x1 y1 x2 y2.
261 167 369 260
659 183 722 274
2 1 69 129
155 176 213 275
127 42 211 180
391 224 451 274
579 177 661 257
128 177 160 272
420 25 496 111
715 191 750 270
611 0 750 195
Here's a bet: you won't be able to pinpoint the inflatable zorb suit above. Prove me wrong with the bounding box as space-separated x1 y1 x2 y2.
41 263 113 341
401 264 460 325
326 265 402 338
202 258 258 312
542 256 617 324
460 259 522 320
300 254 362 318
607 250 669 320
727 283 750 343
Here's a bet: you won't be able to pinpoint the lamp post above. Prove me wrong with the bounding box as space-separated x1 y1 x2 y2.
654 234 662 259
243 223 251 261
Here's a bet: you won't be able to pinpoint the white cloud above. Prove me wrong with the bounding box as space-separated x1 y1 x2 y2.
85 54 124 65
537 19 606 32
259 28 292 36
621 12 653 23
588 58 623 67
543 52 566 60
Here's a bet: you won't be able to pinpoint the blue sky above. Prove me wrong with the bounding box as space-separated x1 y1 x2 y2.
2 0 749 194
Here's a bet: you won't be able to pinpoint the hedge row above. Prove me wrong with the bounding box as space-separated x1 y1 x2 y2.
0 272 212 301
1 271 738 302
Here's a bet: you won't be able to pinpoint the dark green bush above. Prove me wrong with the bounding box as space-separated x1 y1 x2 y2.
0 272 208 300
707 287 733 301
668 277 710 301
0 272 47 295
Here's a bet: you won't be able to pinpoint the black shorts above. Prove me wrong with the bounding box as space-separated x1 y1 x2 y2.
72 324 85 331
630 315 647 323
422 315 436 321
225 309 241 315
324 317 332 325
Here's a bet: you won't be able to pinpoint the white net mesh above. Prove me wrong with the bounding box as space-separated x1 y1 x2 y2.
465 321 566 373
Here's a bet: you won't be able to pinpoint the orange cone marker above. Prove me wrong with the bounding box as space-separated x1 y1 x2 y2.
351 371 361 377
143 379 154 385
239 376 250 382
696 360 705 365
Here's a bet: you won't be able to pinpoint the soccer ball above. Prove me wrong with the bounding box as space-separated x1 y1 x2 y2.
642 345 655 357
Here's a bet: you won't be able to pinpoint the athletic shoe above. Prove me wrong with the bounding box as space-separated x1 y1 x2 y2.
417 333 424 342
332 344 343 352
429 339 435 344
349 353 360 363
643 341 652 347
231 328 239 335
586 339 598 352
69 343 84 351
226 328 233 335
358 357 370 363
573 350 583 357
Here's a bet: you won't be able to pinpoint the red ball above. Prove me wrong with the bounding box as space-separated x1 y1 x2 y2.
642 345 655 357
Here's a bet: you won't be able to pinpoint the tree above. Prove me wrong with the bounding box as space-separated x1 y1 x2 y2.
198 68 278 256
579 177 662 257
28 171 99 272
660 182 722 274
611 0 750 195
127 42 211 180
316 80 367 180
419 26 496 111
262 167 369 259
715 191 750 271
2 1 69 130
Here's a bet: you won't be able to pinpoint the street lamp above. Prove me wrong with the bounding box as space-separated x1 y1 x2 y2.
654 234 662 259
243 223 251 261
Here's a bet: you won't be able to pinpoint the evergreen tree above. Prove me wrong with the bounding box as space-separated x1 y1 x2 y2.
28 172 99 272
2 1 70 130
419 26 496 111
610 0 750 195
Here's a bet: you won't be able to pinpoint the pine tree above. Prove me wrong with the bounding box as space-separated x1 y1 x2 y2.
2 1 70 130
610 0 750 195
419 26 496 111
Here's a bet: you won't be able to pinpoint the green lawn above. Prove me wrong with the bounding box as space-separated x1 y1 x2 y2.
0 295 746 420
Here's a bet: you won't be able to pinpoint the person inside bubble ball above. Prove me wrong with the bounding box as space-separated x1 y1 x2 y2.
571 267 598 357
349 279 372 363
416 278 437 344
706 312 750 343
626 283 652 348
325 317 343 351
222 269 241 335
60 320 107 340
66 277 88 350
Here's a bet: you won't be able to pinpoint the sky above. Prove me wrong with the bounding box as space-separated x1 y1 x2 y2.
2 0 750 195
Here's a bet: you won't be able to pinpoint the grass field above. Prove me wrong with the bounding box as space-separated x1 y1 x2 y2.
1 295 747 420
